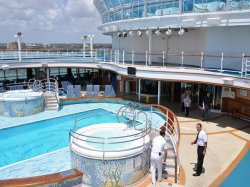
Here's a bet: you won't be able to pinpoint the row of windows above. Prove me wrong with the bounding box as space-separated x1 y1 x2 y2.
95 0 250 23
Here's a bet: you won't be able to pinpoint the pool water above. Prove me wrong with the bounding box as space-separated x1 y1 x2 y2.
4 92 41 98
0 108 117 168
220 150 250 187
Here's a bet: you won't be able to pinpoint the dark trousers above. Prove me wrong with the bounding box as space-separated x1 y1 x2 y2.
197 146 205 175
181 102 185 112
185 107 190 117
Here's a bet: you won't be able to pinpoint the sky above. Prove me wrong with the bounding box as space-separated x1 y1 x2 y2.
0 0 111 43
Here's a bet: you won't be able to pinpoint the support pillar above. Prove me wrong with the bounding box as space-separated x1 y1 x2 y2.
158 81 161 105
138 79 141 102
148 30 152 66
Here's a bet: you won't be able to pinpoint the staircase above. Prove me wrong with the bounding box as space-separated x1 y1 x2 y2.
149 129 177 181
44 92 59 110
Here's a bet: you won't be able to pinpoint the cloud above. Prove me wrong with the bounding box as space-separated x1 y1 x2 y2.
0 0 110 43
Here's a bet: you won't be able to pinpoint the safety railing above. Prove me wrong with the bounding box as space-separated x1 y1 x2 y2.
69 109 152 160
1 49 249 78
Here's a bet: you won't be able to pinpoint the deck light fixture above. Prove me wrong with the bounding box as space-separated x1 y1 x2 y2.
122 31 127 37
166 27 172 36
155 27 161 36
128 31 134 37
117 32 122 37
145 29 151 37
178 27 185 35
137 29 143 37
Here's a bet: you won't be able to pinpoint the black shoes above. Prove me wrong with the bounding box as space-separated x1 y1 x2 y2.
193 173 200 176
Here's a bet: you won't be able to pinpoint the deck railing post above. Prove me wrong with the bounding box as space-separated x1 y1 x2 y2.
103 49 106 62
146 51 148 66
220 52 224 74
241 53 245 77
117 50 120 64
110 50 112 62
181 51 184 68
123 49 125 65
163 51 165 67
200 52 204 69
132 50 134 65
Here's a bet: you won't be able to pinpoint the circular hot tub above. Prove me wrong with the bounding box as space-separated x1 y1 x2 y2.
70 123 151 187
0 90 44 117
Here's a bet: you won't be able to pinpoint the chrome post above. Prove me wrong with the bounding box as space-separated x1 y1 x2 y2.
163 51 165 67
181 51 184 68
146 51 148 66
241 53 245 77
220 53 224 74
104 49 106 62
111 50 113 62
117 49 120 64
132 50 134 65
95 49 98 62
200 52 204 69
123 49 125 65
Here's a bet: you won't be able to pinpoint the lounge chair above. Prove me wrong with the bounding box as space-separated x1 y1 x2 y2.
61 81 69 91
85 85 93 97
93 85 100 96
74 85 82 98
8 85 17 90
103 85 112 97
66 85 75 98
16 85 24 90
110 86 116 97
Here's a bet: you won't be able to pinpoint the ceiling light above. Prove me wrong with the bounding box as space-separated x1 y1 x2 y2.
166 27 172 36
155 27 161 36
122 31 127 37
117 32 122 37
128 31 134 37
178 27 185 35
137 29 143 37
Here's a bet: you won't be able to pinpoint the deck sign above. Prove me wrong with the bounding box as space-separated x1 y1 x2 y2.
127 67 136 77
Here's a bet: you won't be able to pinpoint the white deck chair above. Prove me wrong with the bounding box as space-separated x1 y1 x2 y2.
66 85 75 98
110 86 116 97
93 85 100 96
74 85 82 98
9 85 17 90
85 85 93 97
103 85 112 97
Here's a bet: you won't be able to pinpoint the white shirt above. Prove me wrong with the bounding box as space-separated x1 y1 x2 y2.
184 97 191 107
197 130 208 146
151 136 168 153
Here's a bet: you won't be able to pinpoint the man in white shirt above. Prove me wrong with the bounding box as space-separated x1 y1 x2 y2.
150 130 168 186
191 123 208 176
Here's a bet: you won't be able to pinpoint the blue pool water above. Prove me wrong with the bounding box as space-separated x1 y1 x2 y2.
0 108 117 168
220 150 250 187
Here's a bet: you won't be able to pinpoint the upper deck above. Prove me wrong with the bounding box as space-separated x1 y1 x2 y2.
94 0 250 32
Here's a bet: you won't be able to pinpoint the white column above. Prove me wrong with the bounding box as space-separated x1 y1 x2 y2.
46 68 50 82
138 79 141 102
158 81 161 105
148 29 152 65
89 35 94 58
120 80 124 93
125 81 130 94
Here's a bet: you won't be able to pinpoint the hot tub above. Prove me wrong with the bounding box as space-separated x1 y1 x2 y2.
0 90 44 117
70 123 151 187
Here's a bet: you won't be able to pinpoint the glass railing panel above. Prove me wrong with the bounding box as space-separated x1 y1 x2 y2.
230 0 250 10
205 0 226 12
147 0 162 17
109 11 115 22
162 1 179 15
133 5 144 18
114 9 122 21
123 7 133 19
183 0 194 12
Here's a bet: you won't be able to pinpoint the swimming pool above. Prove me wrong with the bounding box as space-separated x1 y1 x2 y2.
220 150 250 187
0 108 117 168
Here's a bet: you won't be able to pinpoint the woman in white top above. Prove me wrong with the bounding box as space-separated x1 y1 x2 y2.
184 95 191 117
